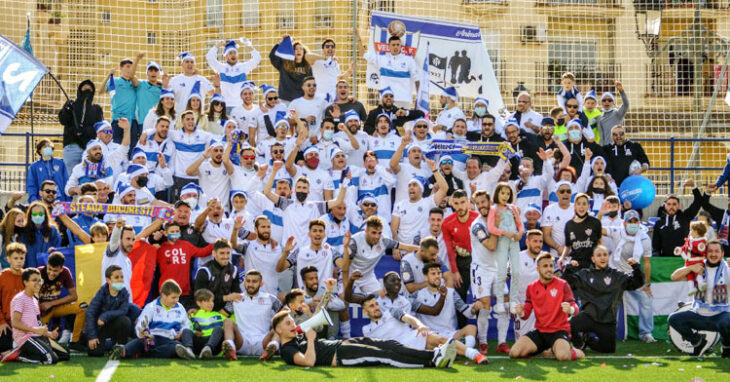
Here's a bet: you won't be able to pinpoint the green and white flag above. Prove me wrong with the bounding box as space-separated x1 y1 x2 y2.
623 257 689 340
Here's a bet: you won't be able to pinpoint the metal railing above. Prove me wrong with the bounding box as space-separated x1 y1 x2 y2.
634 137 729 195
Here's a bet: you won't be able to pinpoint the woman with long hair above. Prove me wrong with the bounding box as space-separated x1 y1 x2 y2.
205 93 227 135
175 92 209 132
142 90 176 132
269 34 323 104
20 202 61 268
585 175 616 215
0 208 26 268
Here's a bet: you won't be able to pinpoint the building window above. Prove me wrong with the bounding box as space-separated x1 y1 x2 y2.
101 10 111 24
278 0 295 29
147 32 157 45
547 41 597 92
207 0 223 28
314 0 332 29
67 28 96 84
241 0 260 28
161 31 191 70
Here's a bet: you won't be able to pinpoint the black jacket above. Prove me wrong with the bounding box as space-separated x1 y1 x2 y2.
194 259 241 312
564 263 644 324
563 138 606 174
58 80 104 148
652 187 702 257
466 132 505 168
603 140 650 187
364 105 424 135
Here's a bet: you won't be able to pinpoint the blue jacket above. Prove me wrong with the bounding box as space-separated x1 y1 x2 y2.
67 214 101 246
21 227 62 268
84 285 131 340
27 158 70 202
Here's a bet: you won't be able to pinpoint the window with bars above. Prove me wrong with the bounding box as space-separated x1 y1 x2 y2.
314 0 333 29
161 31 191 70
147 32 157 45
101 10 111 24
66 29 96 83
278 0 295 29
207 0 223 27
241 0 260 28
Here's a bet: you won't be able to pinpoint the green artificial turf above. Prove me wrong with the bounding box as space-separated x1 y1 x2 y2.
0 340 727 382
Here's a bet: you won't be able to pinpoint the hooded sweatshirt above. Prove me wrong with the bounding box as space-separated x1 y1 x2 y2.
58 80 104 148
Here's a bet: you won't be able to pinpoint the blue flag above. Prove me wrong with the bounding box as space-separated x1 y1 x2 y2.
21 16 32 55
275 36 295 61
0 33 48 134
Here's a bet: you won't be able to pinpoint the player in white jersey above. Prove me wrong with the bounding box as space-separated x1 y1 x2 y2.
357 152 396 222
221 270 282 359
332 108 369 168
469 190 511 354
368 113 402 167
277 219 348 290
542 181 575 256
513 230 543 340
401 236 453 294
186 140 235 210
228 81 260 143
391 159 448 252
206 39 261 110
346 216 419 294
232 216 283 296
359 294 488 364
412 263 480 346
390 132 433 205
361 35 420 106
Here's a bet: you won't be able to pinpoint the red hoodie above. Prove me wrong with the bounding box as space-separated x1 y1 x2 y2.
156 240 213 295
522 277 579 333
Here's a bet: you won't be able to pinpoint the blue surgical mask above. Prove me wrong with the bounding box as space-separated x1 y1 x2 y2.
168 232 181 241
568 129 581 141
625 223 640 235
42 147 53 157
111 282 125 291
31 215 45 225
474 106 487 117
453 134 466 140
323 130 334 141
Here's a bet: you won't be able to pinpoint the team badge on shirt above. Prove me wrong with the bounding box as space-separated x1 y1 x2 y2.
603 276 612 286
550 288 558 297
585 228 592 236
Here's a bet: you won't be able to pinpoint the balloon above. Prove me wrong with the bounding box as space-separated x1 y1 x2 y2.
619 175 656 210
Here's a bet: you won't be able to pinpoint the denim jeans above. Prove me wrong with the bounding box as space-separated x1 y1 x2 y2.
668 310 730 346
627 289 654 337
124 330 193 358
63 143 84 175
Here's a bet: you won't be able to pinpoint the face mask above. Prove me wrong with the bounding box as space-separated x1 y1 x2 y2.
183 197 198 209
136 176 149 188
592 188 605 194
31 215 45 225
80 89 93 99
607 211 619 218
14 226 24 234
42 147 53 157
453 134 465 140
305 157 320 169
575 211 588 219
474 106 487 117
322 130 334 141
557 118 565 126
295 191 308 202
568 129 581 141
167 232 181 241
111 282 125 291
625 223 640 235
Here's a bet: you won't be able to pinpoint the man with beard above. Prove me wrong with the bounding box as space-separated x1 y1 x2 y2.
285 124 335 201
390 132 432 204
363 87 425 135
331 108 369 168
466 114 505 168
510 92 543 135
368 113 403 168
206 39 261 111
469 190 511 354
59 79 104 174
136 116 173 173
101 220 137 297
251 85 288 147
401 236 453 294
232 216 285 296
513 230 544 341
222 270 282 360
289 77 329 141
360 293 488 364
193 238 243 313
434 87 465 132
669 239 730 358
300 267 347 339
510 253 584 361
563 245 644 353
345 271 418 314
324 80 367 122
66 119 131 197
503 119 538 179
652 181 702 257
603 125 650 187
249 172 291 243
356 151 396 222
194 199 240 267
186 140 235 210
442 190 478 308
534 118 571 175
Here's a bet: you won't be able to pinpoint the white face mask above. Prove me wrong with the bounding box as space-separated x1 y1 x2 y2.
183 197 198 209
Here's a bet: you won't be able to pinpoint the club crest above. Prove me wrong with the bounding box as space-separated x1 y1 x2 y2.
550 288 558 297
603 276 612 285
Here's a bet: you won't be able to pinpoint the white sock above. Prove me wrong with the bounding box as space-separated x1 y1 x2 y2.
497 312 510 344
477 309 490 343
340 320 351 339
465 348 479 360
465 335 476 349
267 340 280 350
225 339 235 348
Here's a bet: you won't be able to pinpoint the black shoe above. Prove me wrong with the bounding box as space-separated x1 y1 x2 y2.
572 332 586 350
690 334 708 357
109 344 125 360
68 342 88 353
722 346 730 359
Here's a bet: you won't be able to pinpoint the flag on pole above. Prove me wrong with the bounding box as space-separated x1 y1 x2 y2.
275 36 295 61
416 43 431 119
108 74 116 99
21 14 32 55
0 33 48 134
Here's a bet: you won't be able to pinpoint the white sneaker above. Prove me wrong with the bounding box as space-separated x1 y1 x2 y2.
58 330 72 345
444 338 457 367
493 303 506 314
432 342 447 368
641 334 657 343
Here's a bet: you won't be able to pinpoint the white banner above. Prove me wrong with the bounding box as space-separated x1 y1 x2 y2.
366 11 504 116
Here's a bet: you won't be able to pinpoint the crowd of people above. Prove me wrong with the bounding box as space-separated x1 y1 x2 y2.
0 32 728 368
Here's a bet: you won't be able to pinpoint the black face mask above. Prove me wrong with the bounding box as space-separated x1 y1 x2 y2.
80 89 93 99
14 226 24 234
592 188 605 194
576 211 588 219
707 259 722 268
557 118 566 125
136 177 149 188
295 192 308 202
607 211 619 218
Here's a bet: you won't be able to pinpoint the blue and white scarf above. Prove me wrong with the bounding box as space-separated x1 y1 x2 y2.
693 259 730 313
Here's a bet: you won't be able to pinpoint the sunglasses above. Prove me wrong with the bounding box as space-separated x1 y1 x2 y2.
601 99 613 103
43 189 57 194
566 104 578 109
362 202 376 207
612 131 625 136
324 44 335 49
441 160 453 165
482 122 494 126
305 83 317 87
272 150 285 154
101 129 113 134
267 96 279 101
558 189 572 194
31 211 45 217
414 124 428 129
241 155 256 160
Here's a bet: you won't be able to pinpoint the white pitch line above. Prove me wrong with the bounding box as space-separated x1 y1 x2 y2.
95 360 120 382
485 355 705 359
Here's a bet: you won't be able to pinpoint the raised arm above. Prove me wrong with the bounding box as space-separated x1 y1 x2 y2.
428 158 448 206
275 236 296 272
58 213 92 244
390 132 411 174
325 185 347 210
263 161 283 204
187 146 213 176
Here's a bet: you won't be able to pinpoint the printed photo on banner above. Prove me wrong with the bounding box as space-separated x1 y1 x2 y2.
365 11 504 116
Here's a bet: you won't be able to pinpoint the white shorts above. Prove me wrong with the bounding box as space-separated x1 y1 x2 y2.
237 334 265 356
470 263 506 300
353 273 381 295
396 333 428 350
514 314 536 339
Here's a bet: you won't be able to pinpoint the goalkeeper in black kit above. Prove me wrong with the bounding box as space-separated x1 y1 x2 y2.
271 311 458 368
